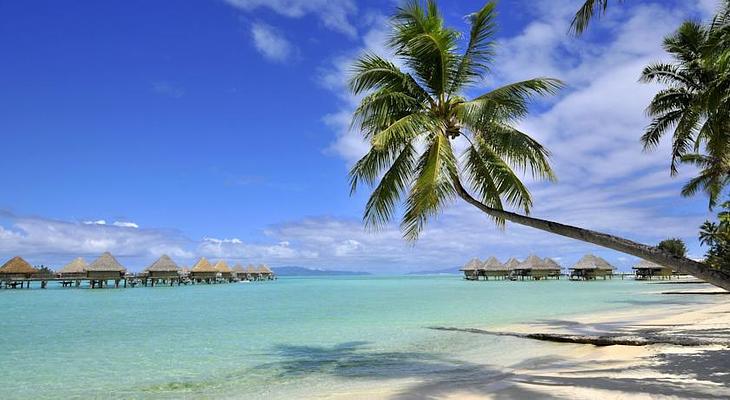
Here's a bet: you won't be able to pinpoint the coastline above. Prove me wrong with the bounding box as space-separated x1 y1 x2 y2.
338 283 730 400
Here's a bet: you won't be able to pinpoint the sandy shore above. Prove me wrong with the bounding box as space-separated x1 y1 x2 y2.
337 283 730 400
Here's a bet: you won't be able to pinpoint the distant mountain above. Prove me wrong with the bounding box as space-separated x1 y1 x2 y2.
407 267 461 275
272 266 371 277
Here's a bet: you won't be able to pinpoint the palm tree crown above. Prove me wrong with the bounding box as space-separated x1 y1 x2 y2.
641 8 730 208
348 0 562 240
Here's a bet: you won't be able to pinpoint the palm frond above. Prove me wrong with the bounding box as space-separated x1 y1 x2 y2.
363 144 417 228
401 133 456 240
448 2 497 93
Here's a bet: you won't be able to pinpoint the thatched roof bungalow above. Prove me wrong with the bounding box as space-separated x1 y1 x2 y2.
459 258 481 280
86 252 126 280
0 256 39 279
570 254 615 280
231 263 245 279
480 257 510 279
58 257 87 278
257 264 274 280
246 264 259 280
504 258 521 271
633 259 673 280
190 257 217 281
511 255 560 280
145 255 180 279
213 260 233 280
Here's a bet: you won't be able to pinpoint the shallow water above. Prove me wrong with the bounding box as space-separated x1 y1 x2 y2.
0 276 710 399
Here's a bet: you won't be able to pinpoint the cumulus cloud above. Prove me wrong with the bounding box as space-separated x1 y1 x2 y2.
224 0 357 37
0 212 193 268
250 22 294 62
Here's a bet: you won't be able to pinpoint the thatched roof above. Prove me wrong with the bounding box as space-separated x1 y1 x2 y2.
232 263 245 273
504 258 521 270
87 252 126 272
516 255 544 270
460 258 482 271
633 259 668 270
482 256 507 271
257 264 272 274
572 254 614 271
246 264 258 274
538 257 562 271
59 257 87 274
213 260 232 273
146 255 179 272
0 256 38 274
191 257 216 272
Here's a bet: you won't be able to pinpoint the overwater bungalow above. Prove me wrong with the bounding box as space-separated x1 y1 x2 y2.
257 264 274 280
633 259 674 280
246 264 259 280
570 254 615 280
538 258 563 279
511 255 560 280
57 257 87 279
86 252 126 288
0 256 39 288
480 257 510 280
231 263 246 280
213 260 233 281
190 257 217 283
460 258 481 280
145 255 181 286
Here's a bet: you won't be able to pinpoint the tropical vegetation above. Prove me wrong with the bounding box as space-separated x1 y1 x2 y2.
657 238 688 258
700 199 730 270
348 0 730 290
641 6 730 208
571 0 620 35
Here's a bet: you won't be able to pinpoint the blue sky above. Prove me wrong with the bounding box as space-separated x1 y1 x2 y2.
0 0 723 272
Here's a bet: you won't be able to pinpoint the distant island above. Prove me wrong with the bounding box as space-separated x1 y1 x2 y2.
407 267 461 275
272 266 371 277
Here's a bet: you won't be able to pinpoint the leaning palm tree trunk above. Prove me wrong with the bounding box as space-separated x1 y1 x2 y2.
453 178 730 291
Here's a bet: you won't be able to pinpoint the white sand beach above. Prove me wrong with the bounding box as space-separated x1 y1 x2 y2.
334 284 730 400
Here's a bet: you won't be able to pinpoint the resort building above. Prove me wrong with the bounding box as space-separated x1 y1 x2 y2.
511 255 561 280
633 259 674 280
246 264 259 280
57 257 87 279
213 260 233 281
145 255 181 286
190 257 217 283
0 256 39 288
480 257 510 280
231 263 246 280
86 252 127 288
460 258 481 280
570 254 616 280
504 257 521 273
257 264 274 280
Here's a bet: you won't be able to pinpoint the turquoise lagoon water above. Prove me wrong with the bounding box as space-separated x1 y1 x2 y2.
0 276 711 399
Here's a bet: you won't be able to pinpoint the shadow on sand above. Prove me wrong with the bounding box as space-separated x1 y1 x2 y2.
255 339 729 399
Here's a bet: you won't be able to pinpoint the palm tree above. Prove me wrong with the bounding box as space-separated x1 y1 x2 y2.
641 18 730 208
348 0 730 290
570 0 623 35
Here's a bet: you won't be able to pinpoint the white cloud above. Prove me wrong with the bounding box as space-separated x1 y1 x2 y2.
224 0 357 37
112 221 139 229
250 22 294 62
0 212 193 268
82 220 107 225
320 14 394 164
